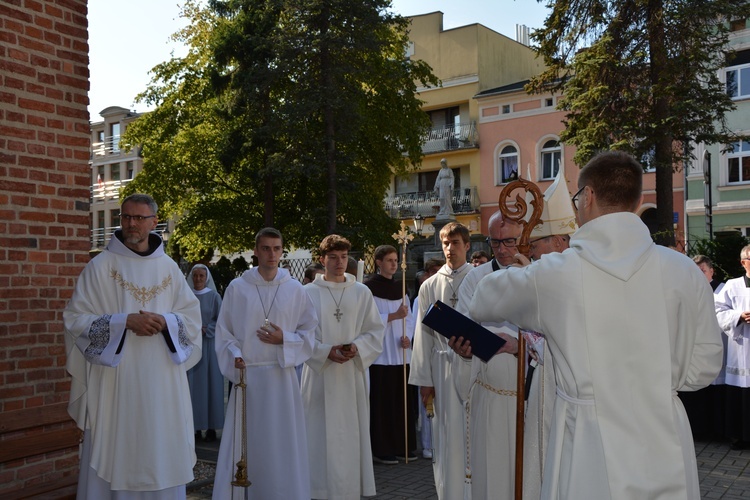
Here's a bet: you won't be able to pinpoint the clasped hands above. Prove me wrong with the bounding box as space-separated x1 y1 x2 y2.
127 310 167 336
328 343 359 364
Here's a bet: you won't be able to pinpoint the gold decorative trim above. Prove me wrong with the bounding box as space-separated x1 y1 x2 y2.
110 270 172 307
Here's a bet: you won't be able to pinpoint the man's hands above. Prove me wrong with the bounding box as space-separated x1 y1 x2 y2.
420 386 435 406
740 311 750 325
257 322 283 345
327 343 359 364
449 332 519 359
127 310 167 336
512 253 531 267
234 357 246 369
448 336 472 359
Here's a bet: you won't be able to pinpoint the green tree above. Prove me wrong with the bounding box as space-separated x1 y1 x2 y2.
123 0 437 259
529 0 750 245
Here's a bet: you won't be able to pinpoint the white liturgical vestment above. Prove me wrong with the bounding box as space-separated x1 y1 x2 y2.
64 231 202 497
301 273 385 500
470 213 722 500
213 267 317 500
409 263 472 500
715 276 750 388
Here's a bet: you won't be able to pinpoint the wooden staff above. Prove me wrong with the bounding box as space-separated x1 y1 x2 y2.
392 221 414 463
232 368 252 488
498 177 544 500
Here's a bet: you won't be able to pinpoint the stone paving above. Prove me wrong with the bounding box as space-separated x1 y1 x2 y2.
188 438 750 499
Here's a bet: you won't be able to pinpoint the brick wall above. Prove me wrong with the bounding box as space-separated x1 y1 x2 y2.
0 0 90 496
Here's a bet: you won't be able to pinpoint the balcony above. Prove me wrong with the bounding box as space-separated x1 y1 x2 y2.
422 122 478 155
91 222 169 250
92 135 123 157
384 186 480 219
91 179 133 202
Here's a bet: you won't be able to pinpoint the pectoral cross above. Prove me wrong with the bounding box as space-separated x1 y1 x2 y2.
333 308 343 322
450 293 458 308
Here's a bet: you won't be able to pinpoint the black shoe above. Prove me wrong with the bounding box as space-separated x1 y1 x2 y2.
396 452 419 461
195 431 203 442
205 429 217 442
731 439 749 450
373 455 398 465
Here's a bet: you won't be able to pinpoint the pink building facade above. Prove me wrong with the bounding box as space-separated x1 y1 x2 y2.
474 81 685 243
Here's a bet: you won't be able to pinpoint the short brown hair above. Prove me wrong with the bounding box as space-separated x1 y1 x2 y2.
319 234 351 256
439 222 470 245
255 227 283 248
374 244 398 262
578 151 643 212
424 257 445 273
692 254 713 268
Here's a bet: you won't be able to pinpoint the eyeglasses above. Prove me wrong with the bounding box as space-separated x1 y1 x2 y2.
571 186 586 210
529 235 553 251
119 213 156 223
486 237 518 249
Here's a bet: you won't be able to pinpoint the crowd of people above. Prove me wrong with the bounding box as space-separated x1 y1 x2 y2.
63 149 749 499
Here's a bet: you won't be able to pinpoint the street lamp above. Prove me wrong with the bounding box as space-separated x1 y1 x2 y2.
413 213 424 236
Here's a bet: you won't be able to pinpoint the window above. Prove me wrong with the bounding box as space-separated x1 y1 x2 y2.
111 209 120 228
96 130 104 143
502 104 511 114
726 63 750 99
97 210 105 229
497 145 519 184
727 139 750 184
110 163 120 181
126 161 134 179
730 18 747 32
540 140 561 180
545 98 554 107
110 122 121 153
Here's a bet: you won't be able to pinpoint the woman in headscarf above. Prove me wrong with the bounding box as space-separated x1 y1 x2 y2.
186 264 224 442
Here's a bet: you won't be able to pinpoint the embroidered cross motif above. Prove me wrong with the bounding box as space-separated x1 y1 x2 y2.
110 270 172 307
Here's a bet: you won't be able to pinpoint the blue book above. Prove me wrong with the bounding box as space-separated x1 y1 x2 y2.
422 300 507 363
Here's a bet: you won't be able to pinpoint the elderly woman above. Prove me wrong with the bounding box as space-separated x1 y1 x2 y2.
186 264 224 442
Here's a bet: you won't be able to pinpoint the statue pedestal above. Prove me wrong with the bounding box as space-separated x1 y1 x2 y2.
431 217 456 248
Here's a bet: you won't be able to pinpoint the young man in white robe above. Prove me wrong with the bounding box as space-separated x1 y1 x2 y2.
365 244 417 464
301 234 385 499
213 227 317 500
470 151 723 500
715 244 750 449
409 222 473 500
64 193 202 499
452 171 576 499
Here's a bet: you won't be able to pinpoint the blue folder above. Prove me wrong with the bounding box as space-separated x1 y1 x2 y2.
422 300 507 363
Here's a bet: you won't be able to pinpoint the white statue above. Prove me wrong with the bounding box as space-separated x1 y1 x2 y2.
434 158 455 219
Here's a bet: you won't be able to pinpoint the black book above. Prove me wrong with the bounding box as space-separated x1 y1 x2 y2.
422 300 507 363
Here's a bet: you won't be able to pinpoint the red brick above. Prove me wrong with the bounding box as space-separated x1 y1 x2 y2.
18 97 55 114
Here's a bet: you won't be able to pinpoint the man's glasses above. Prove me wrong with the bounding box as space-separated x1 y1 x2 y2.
119 213 156 222
486 237 518 249
571 185 586 211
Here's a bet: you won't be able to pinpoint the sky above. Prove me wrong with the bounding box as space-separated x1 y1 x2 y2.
87 0 550 119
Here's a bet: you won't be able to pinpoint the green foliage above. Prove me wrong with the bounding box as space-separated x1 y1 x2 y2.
122 0 438 260
528 0 750 245
690 232 750 283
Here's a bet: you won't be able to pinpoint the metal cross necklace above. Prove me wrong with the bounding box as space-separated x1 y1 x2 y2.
255 283 281 328
327 287 346 322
